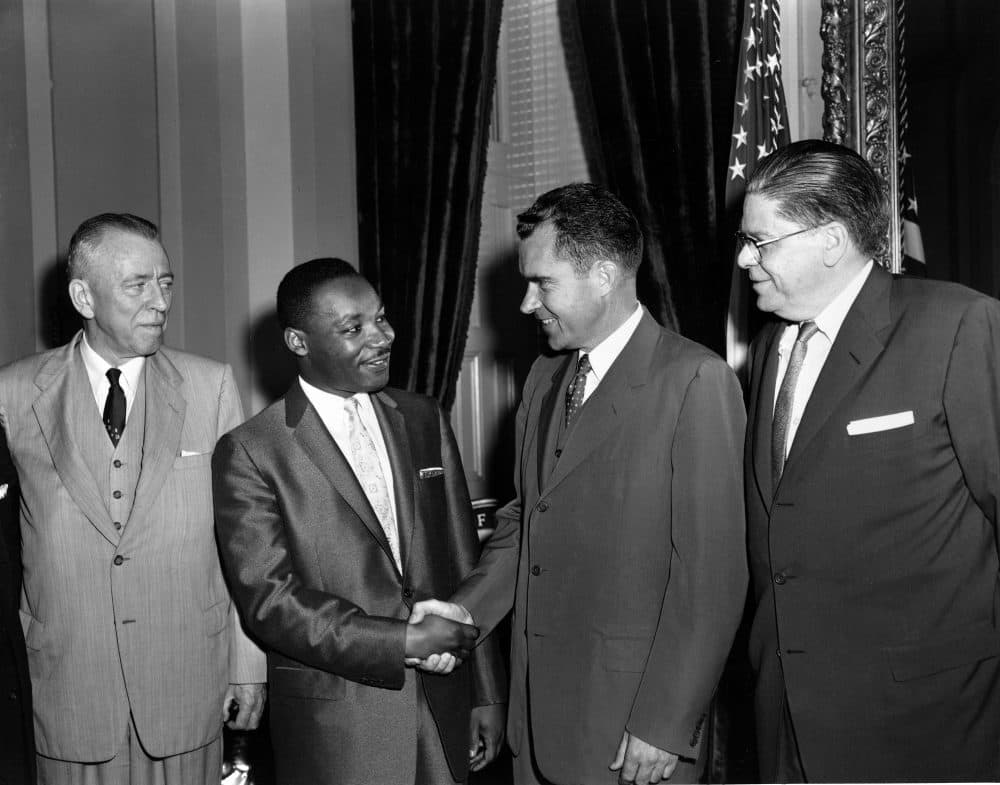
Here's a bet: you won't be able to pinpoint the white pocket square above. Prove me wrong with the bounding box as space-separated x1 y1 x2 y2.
846 410 915 435
0 483 7 500
180 450 205 457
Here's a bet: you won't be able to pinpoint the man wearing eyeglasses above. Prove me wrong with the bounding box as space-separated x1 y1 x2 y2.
738 139 1000 782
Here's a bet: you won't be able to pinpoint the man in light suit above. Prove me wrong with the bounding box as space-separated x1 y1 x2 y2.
212 258 506 785
0 213 266 784
0 427 34 785
415 184 748 784
739 140 1000 782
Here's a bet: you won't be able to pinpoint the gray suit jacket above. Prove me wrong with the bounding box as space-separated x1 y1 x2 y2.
454 311 748 783
0 332 265 762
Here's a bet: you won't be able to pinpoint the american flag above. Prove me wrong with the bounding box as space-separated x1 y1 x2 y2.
900 144 926 275
725 0 791 375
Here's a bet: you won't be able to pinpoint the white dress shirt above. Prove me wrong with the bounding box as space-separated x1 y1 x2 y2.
579 302 643 404
773 261 874 458
80 334 146 421
298 378 399 527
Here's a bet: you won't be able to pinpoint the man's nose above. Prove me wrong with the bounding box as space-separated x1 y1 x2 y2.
148 282 170 311
520 286 538 315
736 245 758 270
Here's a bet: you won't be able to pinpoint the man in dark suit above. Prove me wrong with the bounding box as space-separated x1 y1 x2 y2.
212 258 506 785
739 139 1000 782
0 427 33 784
414 184 748 785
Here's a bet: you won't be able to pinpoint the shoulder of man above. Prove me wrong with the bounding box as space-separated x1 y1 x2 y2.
156 345 228 378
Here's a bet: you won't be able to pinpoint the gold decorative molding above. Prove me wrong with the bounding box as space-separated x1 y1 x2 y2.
821 0 902 272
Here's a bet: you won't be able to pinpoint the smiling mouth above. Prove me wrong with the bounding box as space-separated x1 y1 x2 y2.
365 353 390 368
539 317 556 326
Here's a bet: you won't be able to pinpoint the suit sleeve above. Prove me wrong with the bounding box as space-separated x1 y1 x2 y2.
627 357 748 756
450 360 543 636
435 404 506 706
944 296 1000 529
216 365 267 684
212 429 409 689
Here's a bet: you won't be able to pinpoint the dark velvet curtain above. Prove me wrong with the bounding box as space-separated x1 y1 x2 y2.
352 0 503 411
561 0 741 355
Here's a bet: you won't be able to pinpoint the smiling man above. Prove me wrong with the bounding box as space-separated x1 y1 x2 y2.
414 183 747 785
211 258 506 785
739 140 1000 782
0 213 266 784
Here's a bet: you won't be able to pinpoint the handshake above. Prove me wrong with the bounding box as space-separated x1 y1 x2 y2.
403 599 478 675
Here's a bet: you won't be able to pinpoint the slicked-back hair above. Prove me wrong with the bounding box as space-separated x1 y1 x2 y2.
746 139 888 258
516 183 643 275
277 257 362 330
67 213 161 281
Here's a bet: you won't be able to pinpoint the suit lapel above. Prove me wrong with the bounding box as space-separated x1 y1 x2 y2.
372 391 412 577
750 323 782 507
286 383 397 569
32 338 119 544
541 313 658 496
125 353 185 531
537 356 573 488
782 266 892 480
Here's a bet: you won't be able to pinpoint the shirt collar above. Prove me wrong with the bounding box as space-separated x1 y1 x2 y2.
582 302 643 384
80 332 146 395
811 260 874 344
298 376 373 417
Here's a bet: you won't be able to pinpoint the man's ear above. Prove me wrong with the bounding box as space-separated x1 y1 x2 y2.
591 259 620 294
822 222 851 268
67 279 95 319
284 327 309 357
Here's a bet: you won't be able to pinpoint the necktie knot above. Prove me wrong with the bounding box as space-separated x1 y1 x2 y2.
796 320 820 343
565 353 591 426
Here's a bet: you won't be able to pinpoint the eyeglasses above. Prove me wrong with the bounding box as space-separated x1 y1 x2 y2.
734 226 815 264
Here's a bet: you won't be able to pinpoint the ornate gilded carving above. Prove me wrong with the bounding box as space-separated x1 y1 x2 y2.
821 0 902 271
820 0 851 147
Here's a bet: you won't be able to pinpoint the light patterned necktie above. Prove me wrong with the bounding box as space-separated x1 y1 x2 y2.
564 353 591 427
771 321 820 488
344 396 401 570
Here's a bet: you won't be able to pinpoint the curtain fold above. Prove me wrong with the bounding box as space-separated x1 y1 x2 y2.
562 0 740 354
352 0 503 410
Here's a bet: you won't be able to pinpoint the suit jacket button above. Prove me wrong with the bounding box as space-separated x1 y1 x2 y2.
402 587 413 599
113 521 122 530
773 573 786 585
531 565 541 576
112 490 122 499
113 459 122 468
537 501 548 512
113 555 124 566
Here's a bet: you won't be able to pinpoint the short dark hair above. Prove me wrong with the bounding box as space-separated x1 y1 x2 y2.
746 139 888 258
276 257 362 330
67 213 161 281
516 183 643 275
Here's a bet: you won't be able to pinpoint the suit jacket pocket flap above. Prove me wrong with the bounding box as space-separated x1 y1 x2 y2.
602 634 649 673
19 609 43 650
887 622 1000 682
271 665 346 701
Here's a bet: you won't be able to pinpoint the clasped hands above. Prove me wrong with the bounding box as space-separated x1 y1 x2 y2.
403 599 476 674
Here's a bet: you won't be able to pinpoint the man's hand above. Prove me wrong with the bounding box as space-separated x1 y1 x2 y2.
222 682 266 730
404 611 478 667
609 731 679 784
469 703 506 771
405 599 475 674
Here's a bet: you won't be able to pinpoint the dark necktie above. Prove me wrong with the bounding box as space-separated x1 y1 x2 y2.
771 321 819 487
564 353 591 427
103 368 127 446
